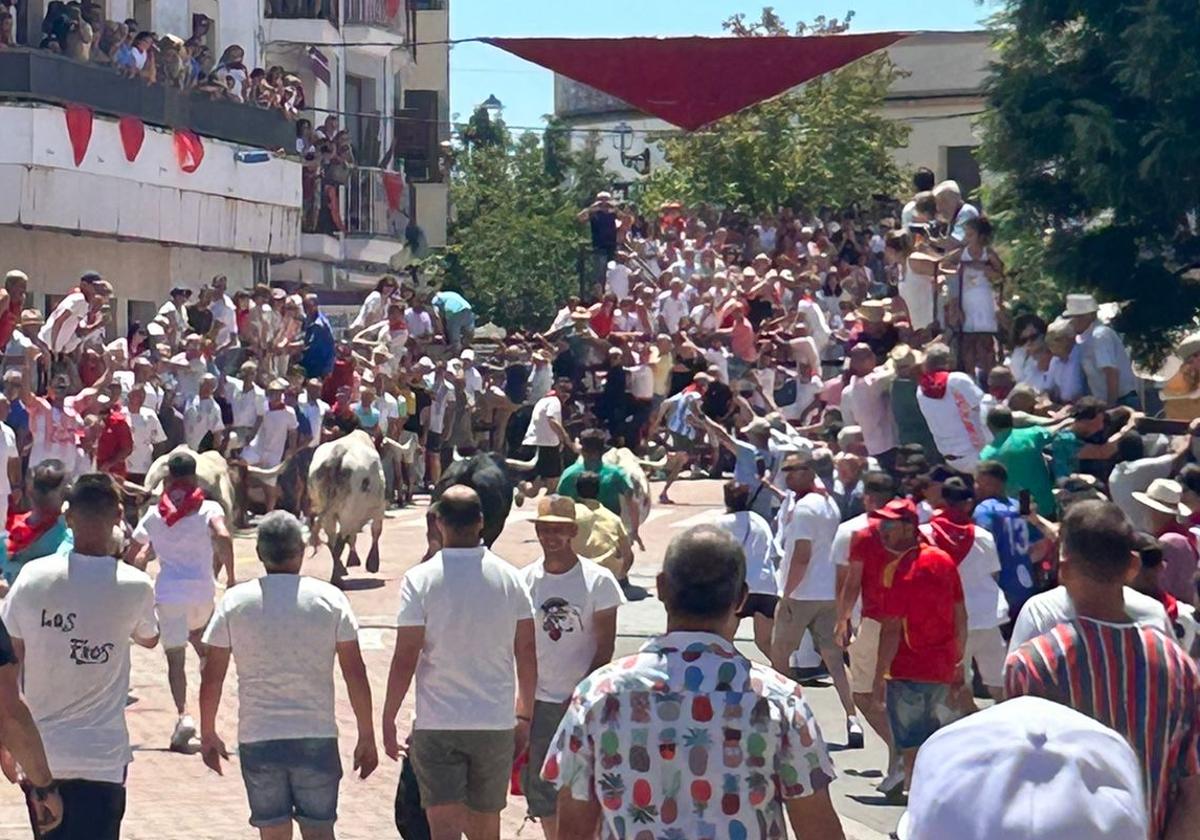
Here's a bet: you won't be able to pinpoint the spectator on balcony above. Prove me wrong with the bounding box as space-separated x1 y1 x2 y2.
316 115 339 144
212 45 248 102
350 276 399 333
0 3 16 48
282 74 306 117
94 20 128 65
296 118 315 156
39 1 69 51
116 30 155 80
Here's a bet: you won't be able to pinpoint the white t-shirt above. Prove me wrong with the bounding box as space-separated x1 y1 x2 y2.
775 490 841 601
921 523 1005 630
916 372 991 459
627 364 654 400
405 308 434 339
1007 585 1171 656
170 354 208 408
183 396 224 450
299 395 329 447
0 421 14 495
211 294 239 348
1 553 157 783
714 511 779 596
27 397 81 473
1077 322 1137 403
38 292 89 354
245 407 298 468
126 407 167 474
521 558 623 703
225 378 266 429
606 262 632 299
203 574 359 744
842 370 897 457
523 395 563 447
656 293 688 333
1109 454 1176 533
396 547 534 729
377 393 402 434
133 500 225 605
361 321 410 375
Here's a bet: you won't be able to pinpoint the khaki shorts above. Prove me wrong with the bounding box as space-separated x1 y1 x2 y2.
965 626 1007 689
521 700 570 818
409 728 514 813
849 617 882 695
157 600 213 649
772 598 839 661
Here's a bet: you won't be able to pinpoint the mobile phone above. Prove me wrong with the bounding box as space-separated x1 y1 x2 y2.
1018 489 1031 516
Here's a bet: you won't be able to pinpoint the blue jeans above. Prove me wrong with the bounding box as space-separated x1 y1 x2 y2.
239 737 342 828
885 680 959 751
444 309 476 345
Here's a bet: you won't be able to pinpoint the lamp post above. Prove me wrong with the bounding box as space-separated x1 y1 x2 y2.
611 121 651 176
479 94 504 120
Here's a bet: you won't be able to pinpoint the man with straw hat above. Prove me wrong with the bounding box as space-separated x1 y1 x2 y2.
1131 478 1199 604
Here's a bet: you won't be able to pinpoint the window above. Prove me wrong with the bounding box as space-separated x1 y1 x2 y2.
396 90 439 182
945 145 982 209
128 300 158 332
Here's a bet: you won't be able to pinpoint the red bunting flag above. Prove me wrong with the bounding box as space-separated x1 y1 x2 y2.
64 105 94 166
385 0 402 18
484 33 908 131
173 129 205 173
381 171 405 213
118 116 145 162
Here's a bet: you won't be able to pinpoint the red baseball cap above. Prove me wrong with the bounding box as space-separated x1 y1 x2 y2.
872 498 918 524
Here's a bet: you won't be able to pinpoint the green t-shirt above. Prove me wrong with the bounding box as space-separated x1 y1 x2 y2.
557 457 632 515
979 426 1056 518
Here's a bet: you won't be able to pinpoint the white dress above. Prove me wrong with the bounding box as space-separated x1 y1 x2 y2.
957 246 999 334
898 256 936 330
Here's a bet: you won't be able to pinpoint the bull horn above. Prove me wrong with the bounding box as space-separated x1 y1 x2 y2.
452 448 466 463
505 455 538 472
245 462 288 479
639 455 669 470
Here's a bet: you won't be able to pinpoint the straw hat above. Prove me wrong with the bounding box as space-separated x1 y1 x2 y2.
888 343 925 370
19 309 43 328
533 494 577 524
1132 478 1188 517
857 299 893 324
1061 293 1099 318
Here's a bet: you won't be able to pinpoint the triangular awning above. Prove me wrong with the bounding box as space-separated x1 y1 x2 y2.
483 34 908 131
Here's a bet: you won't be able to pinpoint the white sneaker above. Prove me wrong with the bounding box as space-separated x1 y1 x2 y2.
170 715 197 751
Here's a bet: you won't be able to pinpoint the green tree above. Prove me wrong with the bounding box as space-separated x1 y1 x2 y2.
433 129 617 331
979 0 1200 364
640 8 908 214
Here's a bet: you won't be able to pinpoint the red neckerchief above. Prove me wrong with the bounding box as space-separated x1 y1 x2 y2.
919 370 950 399
545 389 558 398
6 511 59 558
158 480 205 527
1158 591 1180 622
925 509 975 565
988 386 1012 401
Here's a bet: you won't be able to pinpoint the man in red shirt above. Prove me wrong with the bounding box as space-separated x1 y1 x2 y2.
94 394 133 479
871 498 967 793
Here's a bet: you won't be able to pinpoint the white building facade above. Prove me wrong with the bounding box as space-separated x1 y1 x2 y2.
2 0 449 331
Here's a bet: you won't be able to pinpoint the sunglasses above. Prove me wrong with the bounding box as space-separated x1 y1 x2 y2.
781 464 812 473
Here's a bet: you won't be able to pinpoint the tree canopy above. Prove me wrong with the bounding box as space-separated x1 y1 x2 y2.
639 8 909 215
979 0 1200 364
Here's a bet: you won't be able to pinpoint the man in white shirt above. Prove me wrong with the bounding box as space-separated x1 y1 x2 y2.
772 449 864 748
605 253 632 300
200 511 377 836
298 378 330 449
37 272 106 355
655 278 689 334
382 486 536 840
124 384 166 482
2 474 159 840
183 374 225 451
921 477 1007 704
933 180 981 248
915 344 991 472
519 495 622 838
209 275 239 355
353 301 410 377
1008 581 1171 655
240 380 299 515
22 373 82 475
841 344 898 473
224 361 266 445
1064 294 1139 407
714 480 780 658
166 333 209 410
405 300 435 342
127 452 234 752
519 378 573 503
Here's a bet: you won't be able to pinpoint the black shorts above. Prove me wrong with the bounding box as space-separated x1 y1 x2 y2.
426 431 442 451
669 432 697 454
532 445 563 479
738 593 779 619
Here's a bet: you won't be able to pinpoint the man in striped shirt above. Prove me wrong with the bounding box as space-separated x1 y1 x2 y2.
1005 500 1200 838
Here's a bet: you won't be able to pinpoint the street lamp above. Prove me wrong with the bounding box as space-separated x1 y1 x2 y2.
479 94 504 119
611 121 651 176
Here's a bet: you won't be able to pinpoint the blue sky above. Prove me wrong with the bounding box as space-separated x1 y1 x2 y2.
449 1 996 131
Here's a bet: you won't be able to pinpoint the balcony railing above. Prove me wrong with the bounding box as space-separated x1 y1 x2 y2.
0 49 295 151
344 0 406 32
263 0 339 25
304 165 407 238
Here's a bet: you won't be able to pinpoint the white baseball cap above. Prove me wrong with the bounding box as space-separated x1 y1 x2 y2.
896 697 1147 840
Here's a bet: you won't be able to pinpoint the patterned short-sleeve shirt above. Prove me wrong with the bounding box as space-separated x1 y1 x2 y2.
542 631 835 840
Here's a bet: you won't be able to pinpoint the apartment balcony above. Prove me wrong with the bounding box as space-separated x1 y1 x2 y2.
344 0 409 56
262 0 341 45
301 165 409 266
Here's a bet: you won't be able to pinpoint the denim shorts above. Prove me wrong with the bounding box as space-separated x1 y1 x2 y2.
885 680 960 751
239 737 342 828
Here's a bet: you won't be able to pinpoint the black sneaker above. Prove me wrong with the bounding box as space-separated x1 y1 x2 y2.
619 579 650 602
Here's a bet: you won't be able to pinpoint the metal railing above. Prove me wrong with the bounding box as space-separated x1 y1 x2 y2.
345 166 408 238
344 0 406 31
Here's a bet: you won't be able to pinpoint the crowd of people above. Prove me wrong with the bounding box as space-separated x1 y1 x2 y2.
1 161 1200 840
0 3 307 117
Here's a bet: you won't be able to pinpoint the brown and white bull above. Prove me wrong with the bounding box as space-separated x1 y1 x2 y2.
307 430 387 584
604 446 661 546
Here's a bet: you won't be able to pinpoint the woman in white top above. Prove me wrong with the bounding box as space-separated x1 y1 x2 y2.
886 230 939 333
348 276 398 332
1006 313 1048 388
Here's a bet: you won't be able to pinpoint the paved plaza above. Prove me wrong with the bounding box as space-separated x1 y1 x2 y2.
0 480 896 839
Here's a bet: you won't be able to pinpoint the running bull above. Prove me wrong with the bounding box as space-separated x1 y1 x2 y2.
308 430 387 584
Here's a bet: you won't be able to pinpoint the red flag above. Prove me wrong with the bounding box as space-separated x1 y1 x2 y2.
64 105 94 166
173 129 205 173
385 0 401 18
381 171 405 212
118 116 145 162
484 33 908 131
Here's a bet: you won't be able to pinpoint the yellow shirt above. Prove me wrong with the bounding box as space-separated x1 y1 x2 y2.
651 351 675 396
572 499 627 579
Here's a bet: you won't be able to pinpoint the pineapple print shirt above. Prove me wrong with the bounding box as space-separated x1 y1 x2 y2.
542 631 836 840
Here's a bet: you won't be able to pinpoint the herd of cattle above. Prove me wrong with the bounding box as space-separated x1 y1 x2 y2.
136 431 656 583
